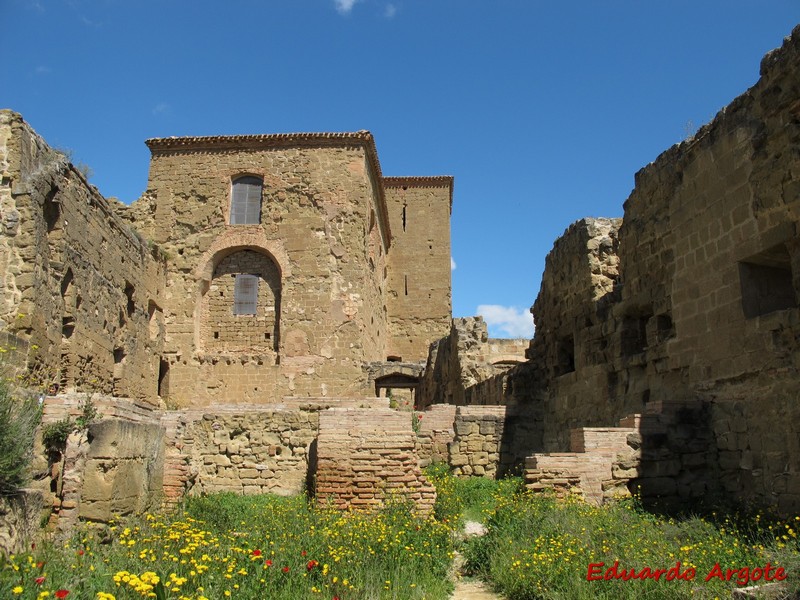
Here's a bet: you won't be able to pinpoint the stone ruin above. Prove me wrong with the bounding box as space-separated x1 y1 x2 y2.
1 23 799 552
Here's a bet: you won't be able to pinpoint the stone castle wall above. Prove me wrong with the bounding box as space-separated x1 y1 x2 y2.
0 111 165 401
384 178 453 361
521 26 800 513
125 137 394 405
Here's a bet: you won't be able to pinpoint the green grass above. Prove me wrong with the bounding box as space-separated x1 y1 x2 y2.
2 465 798 600
462 487 800 600
0 493 455 600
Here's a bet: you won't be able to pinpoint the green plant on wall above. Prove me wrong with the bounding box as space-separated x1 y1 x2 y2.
42 396 98 452
0 373 42 495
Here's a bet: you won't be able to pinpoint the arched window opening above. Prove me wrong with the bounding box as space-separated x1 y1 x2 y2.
203 249 280 355
230 176 263 225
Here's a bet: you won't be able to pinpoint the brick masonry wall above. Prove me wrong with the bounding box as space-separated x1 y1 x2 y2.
0 110 165 401
315 408 436 514
203 249 280 353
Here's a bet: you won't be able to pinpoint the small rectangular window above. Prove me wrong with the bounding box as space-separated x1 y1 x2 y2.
739 243 796 318
230 177 262 225
233 274 258 315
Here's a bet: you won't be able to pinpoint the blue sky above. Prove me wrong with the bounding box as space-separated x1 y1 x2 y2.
4 1 799 337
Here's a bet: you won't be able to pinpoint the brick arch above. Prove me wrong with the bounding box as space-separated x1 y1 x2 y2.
198 248 282 356
194 230 291 281
194 232 288 358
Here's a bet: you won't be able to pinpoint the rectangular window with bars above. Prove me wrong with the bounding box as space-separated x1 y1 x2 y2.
230 177 262 225
233 274 258 315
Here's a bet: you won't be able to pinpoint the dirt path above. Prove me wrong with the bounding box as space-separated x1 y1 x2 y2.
450 578 502 600
449 521 503 600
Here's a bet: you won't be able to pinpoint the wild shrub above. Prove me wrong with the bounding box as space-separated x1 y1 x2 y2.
0 376 41 495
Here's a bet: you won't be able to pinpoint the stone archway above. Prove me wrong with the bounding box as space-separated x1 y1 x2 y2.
199 248 282 358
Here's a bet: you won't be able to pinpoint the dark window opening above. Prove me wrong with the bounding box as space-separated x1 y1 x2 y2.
621 314 649 356
213 331 219 339
739 244 796 318
124 282 135 318
402 205 407 232
607 371 619 397
404 275 408 296
387 355 402 362
230 176 263 225
555 335 575 376
62 317 75 339
655 313 675 343
158 359 170 398
113 346 125 364
44 188 61 234
264 332 271 340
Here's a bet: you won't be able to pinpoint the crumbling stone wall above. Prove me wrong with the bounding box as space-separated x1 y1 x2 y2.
418 317 529 408
163 404 319 498
522 26 800 514
32 394 165 531
448 405 542 478
0 110 165 401
384 178 453 361
0 490 43 554
526 217 627 449
415 403 456 466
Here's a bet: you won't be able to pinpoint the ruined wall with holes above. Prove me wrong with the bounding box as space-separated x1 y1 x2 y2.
0 110 165 400
417 316 529 408
520 27 800 513
384 178 453 361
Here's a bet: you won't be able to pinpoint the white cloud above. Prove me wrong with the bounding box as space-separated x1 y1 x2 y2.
384 3 397 18
152 102 171 116
450 256 456 271
477 304 535 339
334 0 360 14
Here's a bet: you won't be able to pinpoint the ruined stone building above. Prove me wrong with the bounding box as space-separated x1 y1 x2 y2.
0 116 453 406
0 24 799 548
421 25 800 515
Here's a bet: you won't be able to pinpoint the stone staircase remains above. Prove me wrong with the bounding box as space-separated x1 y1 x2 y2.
524 414 641 504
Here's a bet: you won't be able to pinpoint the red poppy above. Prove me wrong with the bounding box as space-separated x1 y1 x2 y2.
282 566 290 573
333 596 340 600
307 560 318 571
77 550 84 556
55 591 69 599
36 562 44 569
35 576 46 585
252 549 262 557
264 559 273 567
301 550 307 557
